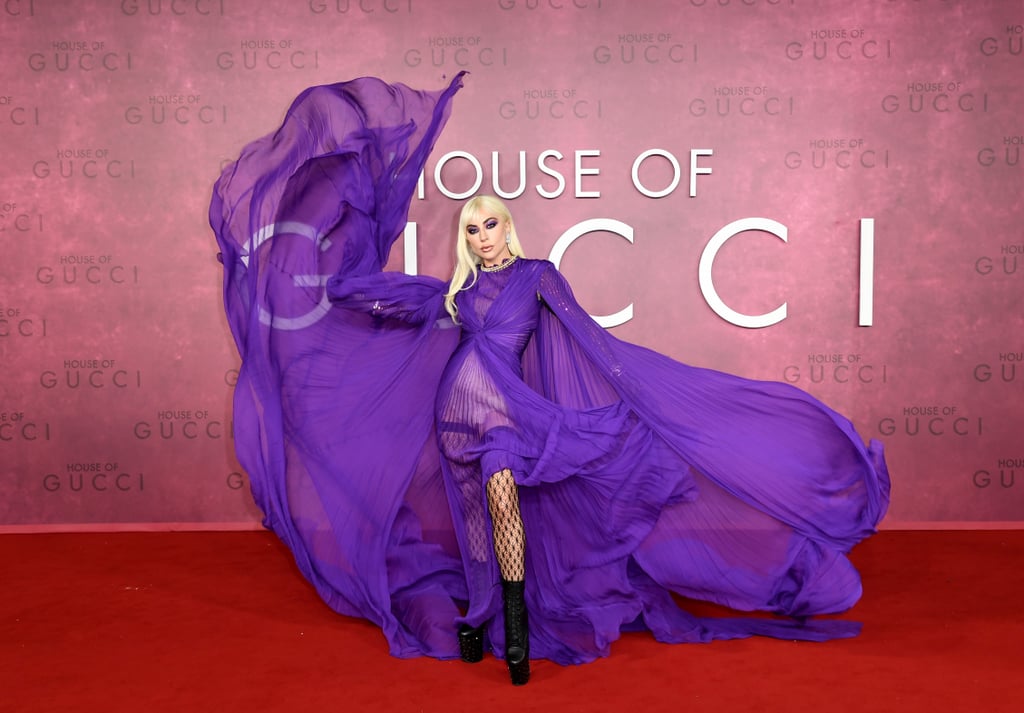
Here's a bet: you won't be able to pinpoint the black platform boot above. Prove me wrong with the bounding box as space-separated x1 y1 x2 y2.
458 624 484 663
501 579 530 685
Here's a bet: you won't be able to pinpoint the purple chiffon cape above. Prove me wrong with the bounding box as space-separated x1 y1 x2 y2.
209 72 891 665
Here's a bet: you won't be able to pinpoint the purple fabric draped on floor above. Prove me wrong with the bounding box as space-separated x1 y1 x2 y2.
210 73 890 665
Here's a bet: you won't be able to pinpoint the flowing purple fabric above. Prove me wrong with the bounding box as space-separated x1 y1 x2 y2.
210 74 890 666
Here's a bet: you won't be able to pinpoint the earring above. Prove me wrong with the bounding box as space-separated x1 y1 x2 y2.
505 232 511 245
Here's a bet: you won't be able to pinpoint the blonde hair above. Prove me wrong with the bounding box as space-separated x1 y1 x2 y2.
444 195 525 321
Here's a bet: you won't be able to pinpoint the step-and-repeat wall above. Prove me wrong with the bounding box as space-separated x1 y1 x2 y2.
2 0 1021 531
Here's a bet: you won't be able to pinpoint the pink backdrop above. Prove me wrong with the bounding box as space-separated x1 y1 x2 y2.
2 0 1021 532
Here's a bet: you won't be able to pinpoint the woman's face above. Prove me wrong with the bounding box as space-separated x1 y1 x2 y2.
465 211 511 267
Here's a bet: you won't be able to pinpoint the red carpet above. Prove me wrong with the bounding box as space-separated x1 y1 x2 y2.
2 531 1021 713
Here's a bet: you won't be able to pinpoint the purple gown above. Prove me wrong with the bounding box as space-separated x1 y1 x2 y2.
210 73 890 665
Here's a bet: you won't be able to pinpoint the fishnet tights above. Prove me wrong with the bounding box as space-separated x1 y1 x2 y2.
486 468 525 581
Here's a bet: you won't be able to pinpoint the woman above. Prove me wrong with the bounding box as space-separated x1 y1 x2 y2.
211 74 889 686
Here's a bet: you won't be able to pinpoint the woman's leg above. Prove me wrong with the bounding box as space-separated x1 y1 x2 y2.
486 468 530 685
485 468 525 581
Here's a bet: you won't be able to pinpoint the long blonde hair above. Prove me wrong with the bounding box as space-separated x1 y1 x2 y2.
444 195 526 321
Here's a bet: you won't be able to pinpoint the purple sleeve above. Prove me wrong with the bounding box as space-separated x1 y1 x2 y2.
535 260 888 551
328 271 451 326
207 73 468 659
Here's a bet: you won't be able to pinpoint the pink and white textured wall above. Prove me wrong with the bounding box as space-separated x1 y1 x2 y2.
1 0 1021 531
